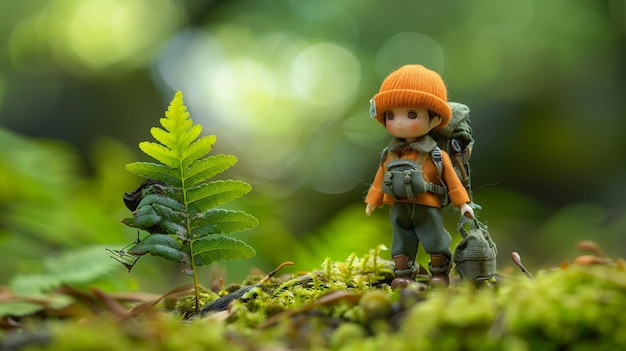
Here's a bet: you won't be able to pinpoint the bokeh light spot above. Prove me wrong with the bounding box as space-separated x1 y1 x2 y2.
289 42 361 110
208 58 284 133
7 0 184 76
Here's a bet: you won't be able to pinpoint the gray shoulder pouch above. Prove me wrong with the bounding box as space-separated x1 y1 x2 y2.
382 159 427 200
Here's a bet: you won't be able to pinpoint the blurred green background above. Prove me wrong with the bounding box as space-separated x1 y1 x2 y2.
1 0 625 292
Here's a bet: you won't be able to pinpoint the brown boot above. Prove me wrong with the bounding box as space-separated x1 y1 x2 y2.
391 254 415 289
428 254 451 287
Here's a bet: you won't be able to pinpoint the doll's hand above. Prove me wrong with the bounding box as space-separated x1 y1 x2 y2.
365 203 376 216
459 203 474 219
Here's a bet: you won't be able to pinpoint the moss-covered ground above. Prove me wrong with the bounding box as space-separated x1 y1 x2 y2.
2 243 626 351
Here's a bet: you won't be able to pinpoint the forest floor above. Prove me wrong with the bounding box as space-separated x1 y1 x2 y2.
1 241 625 351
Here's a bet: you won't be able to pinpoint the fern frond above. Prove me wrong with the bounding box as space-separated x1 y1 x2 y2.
190 209 258 237
178 124 204 150
139 141 180 168
44 245 120 286
0 295 74 318
119 91 257 308
10 274 61 295
181 135 215 168
187 180 252 212
150 123 203 151
161 99 191 132
126 162 182 187
191 236 255 266
0 301 49 318
184 155 237 188
9 245 121 295
150 126 177 149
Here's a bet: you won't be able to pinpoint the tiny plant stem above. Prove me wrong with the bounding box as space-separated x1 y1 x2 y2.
373 252 378 274
190 258 200 311
183 176 201 312
178 146 200 311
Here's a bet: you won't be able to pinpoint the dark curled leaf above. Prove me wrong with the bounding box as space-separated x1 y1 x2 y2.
191 236 255 266
137 194 185 212
123 206 161 229
190 209 258 237
158 222 187 238
123 179 168 211
123 196 187 233
151 203 186 222
146 203 187 236
128 235 190 263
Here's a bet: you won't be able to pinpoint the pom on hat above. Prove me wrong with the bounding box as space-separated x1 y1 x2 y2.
370 65 451 130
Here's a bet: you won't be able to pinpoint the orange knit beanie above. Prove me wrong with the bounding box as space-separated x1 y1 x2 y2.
370 64 451 130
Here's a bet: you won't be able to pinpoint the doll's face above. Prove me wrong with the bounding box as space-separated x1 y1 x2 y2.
384 107 441 140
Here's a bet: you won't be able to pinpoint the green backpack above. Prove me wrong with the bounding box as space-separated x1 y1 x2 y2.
430 101 477 208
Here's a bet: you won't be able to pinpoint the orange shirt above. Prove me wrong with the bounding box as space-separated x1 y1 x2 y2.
365 144 470 209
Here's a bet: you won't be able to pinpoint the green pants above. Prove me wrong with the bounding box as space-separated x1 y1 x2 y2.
389 202 452 261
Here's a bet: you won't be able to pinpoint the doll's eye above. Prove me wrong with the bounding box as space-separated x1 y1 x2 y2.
408 111 418 119
386 112 395 120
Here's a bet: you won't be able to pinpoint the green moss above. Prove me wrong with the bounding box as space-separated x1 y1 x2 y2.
7 250 626 351
30 315 247 351
499 266 626 349
174 286 219 318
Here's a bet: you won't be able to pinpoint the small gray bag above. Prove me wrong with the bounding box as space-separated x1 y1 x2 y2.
453 217 497 281
382 159 427 200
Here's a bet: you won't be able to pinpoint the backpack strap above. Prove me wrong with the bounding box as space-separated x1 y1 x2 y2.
379 146 390 165
431 146 443 177
428 146 449 207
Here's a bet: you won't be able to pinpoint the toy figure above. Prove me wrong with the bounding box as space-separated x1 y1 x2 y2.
365 64 474 288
